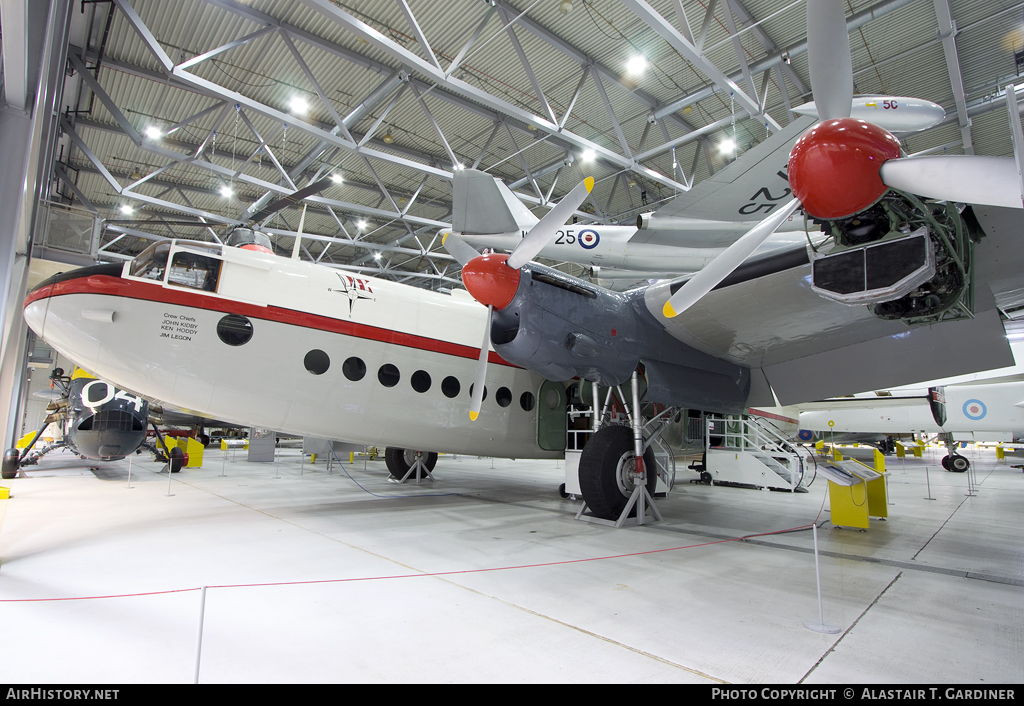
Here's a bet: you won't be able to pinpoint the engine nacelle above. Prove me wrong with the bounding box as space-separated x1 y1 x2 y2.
491 263 640 386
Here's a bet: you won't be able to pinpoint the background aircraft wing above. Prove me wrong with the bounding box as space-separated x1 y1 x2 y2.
633 115 815 232
644 205 1024 405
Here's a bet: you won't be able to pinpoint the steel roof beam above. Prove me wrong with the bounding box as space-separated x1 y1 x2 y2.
621 0 781 131
651 0 921 121
293 0 688 192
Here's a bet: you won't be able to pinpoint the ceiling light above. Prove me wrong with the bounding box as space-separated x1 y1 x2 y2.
357 219 367 230
289 96 308 115
220 185 234 198
382 131 394 144
144 126 162 140
330 173 344 184
119 204 133 215
129 167 142 180
559 1 573 14
581 149 595 163
718 138 736 155
373 250 382 260
626 55 647 75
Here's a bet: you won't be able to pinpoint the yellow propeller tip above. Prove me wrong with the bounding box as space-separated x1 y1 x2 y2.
469 411 479 421
584 176 594 193
441 231 449 244
662 300 677 318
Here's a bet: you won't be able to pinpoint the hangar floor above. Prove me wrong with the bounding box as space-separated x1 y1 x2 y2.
0 444 1021 684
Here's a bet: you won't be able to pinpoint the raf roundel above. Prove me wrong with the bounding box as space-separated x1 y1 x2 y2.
578 229 600 249
963 399 987 421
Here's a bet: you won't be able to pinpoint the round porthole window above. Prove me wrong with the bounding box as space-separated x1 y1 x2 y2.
378 364 400 387
520 391 536 412
496 387 512 407
469 383 487 402
342 357 366 381
217 314 253 346
441 376 461 399
411 370 431 393
304 349 330 375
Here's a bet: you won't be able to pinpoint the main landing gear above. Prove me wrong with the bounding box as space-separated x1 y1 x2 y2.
385 447 437 482
575 369 671 526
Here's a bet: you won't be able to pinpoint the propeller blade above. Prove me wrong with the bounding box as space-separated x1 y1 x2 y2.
806 0 853 121
505 177 594 270
469 305 493 421
441 230 481 267
248 176 334 224
879 155 1024 209
662 199 801 318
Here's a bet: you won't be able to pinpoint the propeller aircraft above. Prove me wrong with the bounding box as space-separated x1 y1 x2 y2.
2 367 185 479
16 0 1024 521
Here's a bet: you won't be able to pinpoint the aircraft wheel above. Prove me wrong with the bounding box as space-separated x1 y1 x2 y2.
384 447 437 479
948 454 970 472
578 426 657 521
169 447 185 473
558 483 568 498
2 448 19 480
941 455 951 470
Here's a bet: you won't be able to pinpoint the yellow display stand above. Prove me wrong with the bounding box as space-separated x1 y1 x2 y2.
828 460 888 530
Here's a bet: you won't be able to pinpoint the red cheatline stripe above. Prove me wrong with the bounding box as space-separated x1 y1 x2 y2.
26 274 516 368
0 524 816 603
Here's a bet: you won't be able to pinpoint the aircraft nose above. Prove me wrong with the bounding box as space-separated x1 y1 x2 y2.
23 262 125 338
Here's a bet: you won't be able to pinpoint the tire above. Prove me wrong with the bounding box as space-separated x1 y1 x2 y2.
558 483 568 498
169 447 185 473
578 426 657 521
384 447 437 479
941 455 951 470
2 448 19 480
948 454 970 472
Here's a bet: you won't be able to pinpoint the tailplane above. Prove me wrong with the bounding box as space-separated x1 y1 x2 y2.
453 169 539 235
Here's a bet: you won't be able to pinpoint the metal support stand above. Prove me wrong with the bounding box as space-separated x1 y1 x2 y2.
804 523 842 634
924 465 935 500
390 451 435 484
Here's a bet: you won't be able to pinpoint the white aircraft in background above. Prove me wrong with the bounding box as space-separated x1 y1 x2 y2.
799 381 1024 471
19 0 1024 521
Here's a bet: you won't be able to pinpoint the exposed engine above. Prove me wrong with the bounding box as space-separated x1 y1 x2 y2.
806 190 982 325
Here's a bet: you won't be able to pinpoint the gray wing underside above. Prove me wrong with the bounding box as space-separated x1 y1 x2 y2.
644 206 1023 406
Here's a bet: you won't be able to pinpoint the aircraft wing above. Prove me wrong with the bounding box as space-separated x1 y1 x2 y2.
632 115 816 232
643 205 1023 406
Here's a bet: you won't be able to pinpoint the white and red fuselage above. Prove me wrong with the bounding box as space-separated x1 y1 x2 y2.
24 240 558 459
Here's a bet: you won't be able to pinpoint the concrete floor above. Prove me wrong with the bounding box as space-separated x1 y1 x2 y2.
0 444 1021 684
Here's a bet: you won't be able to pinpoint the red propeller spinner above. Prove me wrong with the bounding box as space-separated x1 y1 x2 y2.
461 253 521 310
788 117 902 220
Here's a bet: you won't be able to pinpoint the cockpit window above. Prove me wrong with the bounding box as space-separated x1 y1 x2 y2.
167 247 222 292
130 241 170 281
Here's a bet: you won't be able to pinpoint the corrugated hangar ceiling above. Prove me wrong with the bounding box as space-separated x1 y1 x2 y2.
48 0 1024 289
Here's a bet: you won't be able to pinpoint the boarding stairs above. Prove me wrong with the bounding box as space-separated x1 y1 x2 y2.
691 414 812 492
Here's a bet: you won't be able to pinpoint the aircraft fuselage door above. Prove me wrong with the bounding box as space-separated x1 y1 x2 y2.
537 380 567 451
